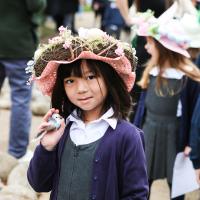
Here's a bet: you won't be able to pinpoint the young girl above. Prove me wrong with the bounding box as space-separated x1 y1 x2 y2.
132 5 200 200
27 27 149 200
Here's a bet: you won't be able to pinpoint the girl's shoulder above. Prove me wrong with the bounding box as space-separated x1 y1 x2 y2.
117 119 139 132
115 120 144 143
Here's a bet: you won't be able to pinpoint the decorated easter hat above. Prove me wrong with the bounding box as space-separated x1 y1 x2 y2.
179 13 200 48
132 2 191 57
26 27 137 96
162 0 200 48
175 0 200 48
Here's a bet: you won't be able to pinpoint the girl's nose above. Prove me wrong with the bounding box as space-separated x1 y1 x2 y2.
77 79 89 93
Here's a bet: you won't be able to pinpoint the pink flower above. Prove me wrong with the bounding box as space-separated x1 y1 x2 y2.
103 33 111 40
138 23 148 36
115 45 124 56
48 38 54 44
63 41 72 49
58 26 66 33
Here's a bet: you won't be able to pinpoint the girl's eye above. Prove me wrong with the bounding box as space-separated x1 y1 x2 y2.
86 74 96 80
64 79 74 84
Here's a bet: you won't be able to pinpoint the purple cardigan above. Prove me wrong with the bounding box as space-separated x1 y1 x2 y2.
27 120 149 200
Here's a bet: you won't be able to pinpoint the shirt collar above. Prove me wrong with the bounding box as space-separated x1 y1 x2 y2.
149 66 185 79
66 108 117 130
99 107 117 129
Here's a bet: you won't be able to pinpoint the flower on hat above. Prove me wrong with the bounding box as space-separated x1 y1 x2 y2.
115 43 124 56
148 24 159 39
58 26 72 39
58 25 65 33
79 27 106 40
63 41 72 49
132 10 162 41
132 9 155 24
25 60 35 74
157 20 190 48
179 13 200 48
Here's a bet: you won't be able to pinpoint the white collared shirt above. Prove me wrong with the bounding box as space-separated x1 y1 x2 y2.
66 108 117 146
149 66 185 79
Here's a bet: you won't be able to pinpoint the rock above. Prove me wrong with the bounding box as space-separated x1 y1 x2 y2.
0 162 37 199
31 84 50 116
0 79 50 116
1 163 37 200
31 101 50 116
7 163 32 189
38 192 50 200
150 180 170 200
0 152 18 182
0 185 37 200
185 189 200 200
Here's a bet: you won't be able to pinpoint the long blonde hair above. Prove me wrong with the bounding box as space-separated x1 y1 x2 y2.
138 37 200 93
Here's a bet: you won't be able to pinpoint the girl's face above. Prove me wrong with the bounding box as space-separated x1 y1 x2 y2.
63 60 108 122
145 37 159 60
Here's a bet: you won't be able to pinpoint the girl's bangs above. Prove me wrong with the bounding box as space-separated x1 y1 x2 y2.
58 59 101 80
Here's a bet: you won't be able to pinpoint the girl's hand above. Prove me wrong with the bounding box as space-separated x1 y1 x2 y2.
183 146 192 157
38 108 65 151
195 169 200 185
125 16 135 26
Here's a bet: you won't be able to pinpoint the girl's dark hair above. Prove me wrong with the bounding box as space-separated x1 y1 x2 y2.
51 59 132 120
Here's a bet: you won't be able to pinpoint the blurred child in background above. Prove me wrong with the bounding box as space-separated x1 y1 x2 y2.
132 2 200 199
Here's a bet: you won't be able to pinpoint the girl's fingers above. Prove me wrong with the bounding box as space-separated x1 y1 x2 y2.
43 108 61 122
38 122 51 130
43 108 56 121
55 109 59 114
183 146 192 156
60 118 65 127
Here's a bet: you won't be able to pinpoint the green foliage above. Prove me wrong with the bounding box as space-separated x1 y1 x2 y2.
83 4 92 12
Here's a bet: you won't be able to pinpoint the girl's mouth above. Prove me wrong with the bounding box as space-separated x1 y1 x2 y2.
78 97 92 101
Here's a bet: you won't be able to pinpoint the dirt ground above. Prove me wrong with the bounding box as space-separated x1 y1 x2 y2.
0 11 199 200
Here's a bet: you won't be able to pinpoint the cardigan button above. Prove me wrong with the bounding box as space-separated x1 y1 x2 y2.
94 158 99 163
92 194 96 200
93 176 98 181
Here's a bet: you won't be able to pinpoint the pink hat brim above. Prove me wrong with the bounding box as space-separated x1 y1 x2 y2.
137 18 190 58
34 51 135 95
137 29 190 58
159 36 190 58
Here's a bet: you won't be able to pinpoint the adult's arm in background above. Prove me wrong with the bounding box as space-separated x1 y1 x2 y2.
116 0 134 25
